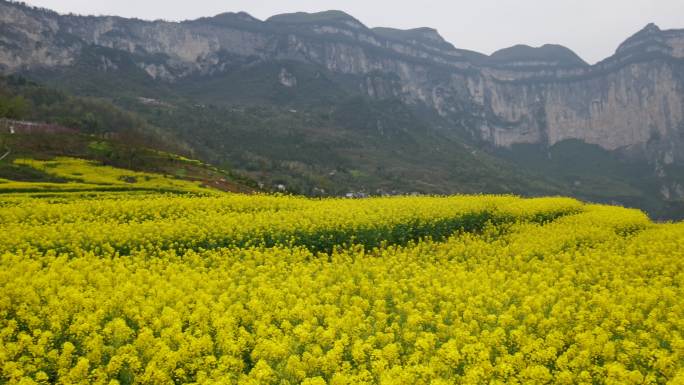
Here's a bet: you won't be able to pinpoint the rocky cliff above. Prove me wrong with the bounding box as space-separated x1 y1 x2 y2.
1 1 684 165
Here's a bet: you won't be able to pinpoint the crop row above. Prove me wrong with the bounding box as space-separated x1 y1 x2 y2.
0 195 586 255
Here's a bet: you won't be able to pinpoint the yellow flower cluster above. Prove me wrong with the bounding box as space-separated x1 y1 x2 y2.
0 193 682 384
0 194 582 255
1 158 213 194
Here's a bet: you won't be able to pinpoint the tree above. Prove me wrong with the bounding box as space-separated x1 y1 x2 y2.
0 95 29 119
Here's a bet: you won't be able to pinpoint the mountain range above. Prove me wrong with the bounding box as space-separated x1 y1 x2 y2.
2 1 684 218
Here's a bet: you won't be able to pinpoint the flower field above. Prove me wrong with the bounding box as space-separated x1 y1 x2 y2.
1 192 683 384
0 158 214 195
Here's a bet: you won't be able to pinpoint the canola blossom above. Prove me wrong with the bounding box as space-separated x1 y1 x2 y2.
0 158 214 194
0 193 683 384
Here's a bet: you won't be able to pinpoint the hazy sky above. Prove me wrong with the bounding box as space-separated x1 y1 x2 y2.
22 0 684 64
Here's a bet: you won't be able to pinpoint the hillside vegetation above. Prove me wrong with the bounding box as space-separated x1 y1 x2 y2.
3 71 683 218
0 189 682 384
0 76 257 194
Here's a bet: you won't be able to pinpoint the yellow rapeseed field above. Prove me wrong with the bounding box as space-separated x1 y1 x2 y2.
1 192 683 384
0 158 214 194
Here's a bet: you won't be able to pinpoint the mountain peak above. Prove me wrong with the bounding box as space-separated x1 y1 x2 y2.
404 27 444 42
642 22 662 33
266 10 366 29
616 22 670 55
488 44 588 68
201 11 260 23
372 27 453 49
185 11 263 30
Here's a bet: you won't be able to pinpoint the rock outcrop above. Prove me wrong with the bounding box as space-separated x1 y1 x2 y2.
1 1 683 165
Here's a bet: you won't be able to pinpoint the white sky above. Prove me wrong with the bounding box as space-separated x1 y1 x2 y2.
21 0 684 64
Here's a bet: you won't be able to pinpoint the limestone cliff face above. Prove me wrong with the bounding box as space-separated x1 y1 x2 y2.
471 24 684 167
477 60 684 151
2 1 684 165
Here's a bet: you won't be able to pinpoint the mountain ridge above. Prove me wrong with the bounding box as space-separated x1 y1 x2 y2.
2 0 684 217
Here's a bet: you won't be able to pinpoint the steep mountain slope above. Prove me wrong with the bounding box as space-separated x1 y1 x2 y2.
2 1 682 154
1 1 684 217
0 76 257 193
